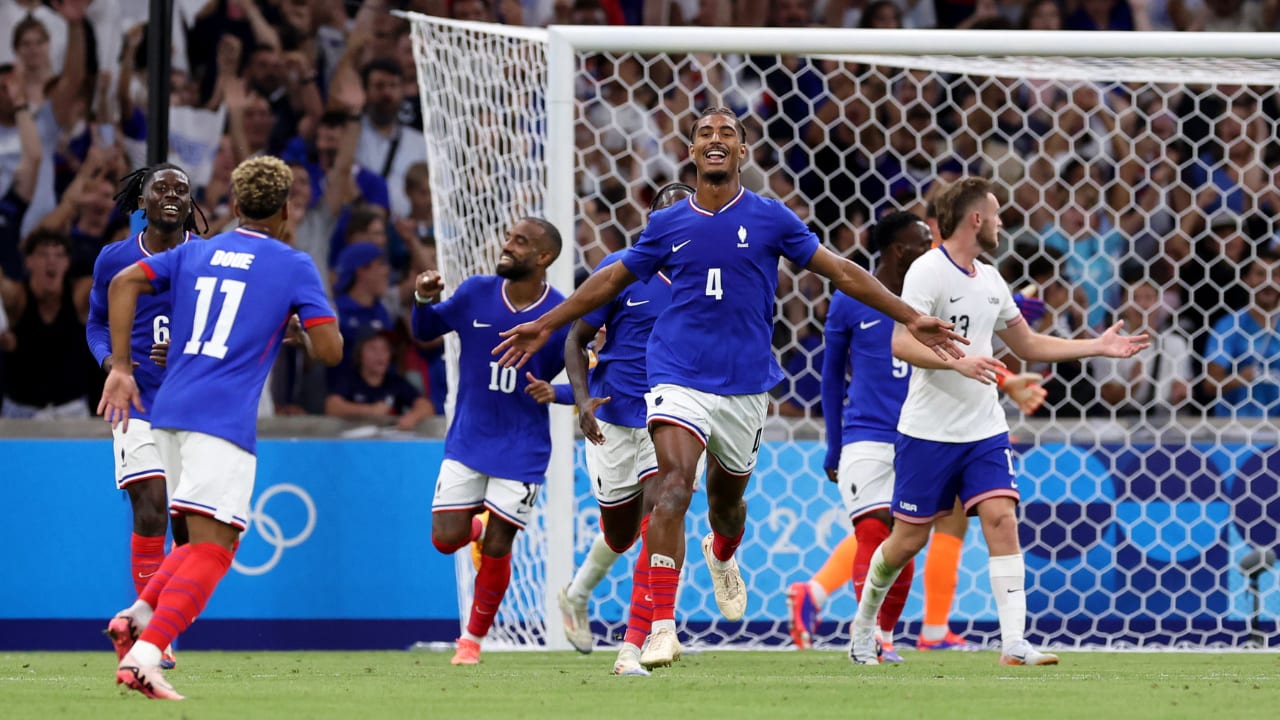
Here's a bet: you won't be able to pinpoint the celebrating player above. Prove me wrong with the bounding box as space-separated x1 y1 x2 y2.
547 182 702 676
411 217 569 666
848 177 1147 667
99 156 343 699
494 107 966 669
86 163 205 670
786 212 1047 659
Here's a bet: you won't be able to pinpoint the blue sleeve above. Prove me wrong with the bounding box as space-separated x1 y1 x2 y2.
86 251 113 369
291 253 337 326
140 249 175 294
776 202 820 267
821 299 852 471
411 280 466 341
552 383 575 405
620 221 668 283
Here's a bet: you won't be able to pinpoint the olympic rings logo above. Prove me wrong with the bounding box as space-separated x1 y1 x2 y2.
232 483 317 576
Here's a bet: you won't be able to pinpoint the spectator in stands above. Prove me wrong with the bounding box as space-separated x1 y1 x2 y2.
1179 209 1257 346
351 58 428 219
1177 96 1274 243
0 229 95 418
1169 0 1279 31
242 38 322 154
1091 278 1193 417
1039 171 1127 330
334 240 393 365
1203 257 1280 417
325 328 435 430
0 65 40 280
1020 0 1064 28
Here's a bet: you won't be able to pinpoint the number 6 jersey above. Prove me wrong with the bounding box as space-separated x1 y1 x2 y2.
138 227 336 453
411 275 569 484
87 231 197 423
896 247 1022 443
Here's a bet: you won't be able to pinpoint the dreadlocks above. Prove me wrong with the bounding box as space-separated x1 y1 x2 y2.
113 163 209 235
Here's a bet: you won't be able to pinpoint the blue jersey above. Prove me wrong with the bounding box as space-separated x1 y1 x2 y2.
140 227 336 453
86 231 196 422
622 188 819 395
580 251 671 428
821 291 910 470
411 276 568 484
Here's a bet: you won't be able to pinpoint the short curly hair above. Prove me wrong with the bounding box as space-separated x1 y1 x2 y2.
231 156 293 221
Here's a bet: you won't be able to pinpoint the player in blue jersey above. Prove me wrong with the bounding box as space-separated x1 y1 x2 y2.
411 216 570 666
789 212 1047 661
849 177 1147 667
540 183 705 675
86 163 205 670
495 106 966 668
98 156 343 699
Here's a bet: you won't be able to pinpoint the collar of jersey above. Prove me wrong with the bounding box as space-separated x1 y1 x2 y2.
687 186 745 217
136 229 195 257
501 279 551 313
938 245 976 277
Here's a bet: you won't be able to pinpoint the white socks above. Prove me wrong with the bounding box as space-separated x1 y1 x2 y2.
989 553 1026 648
130 640 163 666
853 545 904 629
921 624 948 642
807 580 829 609
461 630 484 644
127 599 154 629
568 533 622 603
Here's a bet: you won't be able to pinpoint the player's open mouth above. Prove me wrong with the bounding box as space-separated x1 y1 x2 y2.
161 204 180 215
705 149 727 162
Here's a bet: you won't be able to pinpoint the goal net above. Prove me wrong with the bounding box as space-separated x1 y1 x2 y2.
408 17 1280 651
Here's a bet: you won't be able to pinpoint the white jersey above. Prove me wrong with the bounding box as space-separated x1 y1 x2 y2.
896 247 1023 443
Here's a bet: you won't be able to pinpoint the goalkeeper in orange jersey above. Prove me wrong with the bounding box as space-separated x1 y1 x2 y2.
786 212 1046 660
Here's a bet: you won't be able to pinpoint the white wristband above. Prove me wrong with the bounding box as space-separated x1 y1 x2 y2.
414 290 433 305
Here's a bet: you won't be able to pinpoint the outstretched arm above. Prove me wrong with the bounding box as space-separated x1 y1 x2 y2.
807 246 966 360
494 261 635 368
998 320 1149 364
820 319 851 481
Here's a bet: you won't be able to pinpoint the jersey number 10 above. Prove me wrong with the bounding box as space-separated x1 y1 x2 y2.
184 276 247 360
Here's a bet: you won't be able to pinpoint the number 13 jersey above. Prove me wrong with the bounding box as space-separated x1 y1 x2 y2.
896 247 1022 443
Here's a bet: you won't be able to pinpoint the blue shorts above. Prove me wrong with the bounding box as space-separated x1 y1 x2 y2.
892 433 1019 524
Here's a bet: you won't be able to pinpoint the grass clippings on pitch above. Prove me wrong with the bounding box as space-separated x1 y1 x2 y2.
4 649 1279 720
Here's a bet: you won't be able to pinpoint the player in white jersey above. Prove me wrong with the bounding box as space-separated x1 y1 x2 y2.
495 107 966 669
849 177 1148 667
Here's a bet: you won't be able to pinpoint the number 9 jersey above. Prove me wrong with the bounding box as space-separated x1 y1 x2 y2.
138 227 336 453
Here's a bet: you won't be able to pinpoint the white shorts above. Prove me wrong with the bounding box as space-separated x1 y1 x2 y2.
155 429 257 531
432 458 541 529
112 419 171 498
585 419 707 507
837 440 895 521
645 384 768 476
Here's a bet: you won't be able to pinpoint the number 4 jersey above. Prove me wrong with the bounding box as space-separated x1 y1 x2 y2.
138 227 336 453
411 275 568 484
87 231 197 422
621 188 819 395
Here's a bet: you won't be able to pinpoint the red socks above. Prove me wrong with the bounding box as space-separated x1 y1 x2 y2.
466 552 512 638
711 527 743 562
623 516 653 647
130 534 167 597
852 517 890 601
139 544 192 608
138 542 233 650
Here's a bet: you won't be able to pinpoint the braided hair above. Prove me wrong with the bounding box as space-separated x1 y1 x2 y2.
113 163 209 235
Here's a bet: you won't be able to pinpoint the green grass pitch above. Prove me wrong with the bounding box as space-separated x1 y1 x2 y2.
5 650 1279 720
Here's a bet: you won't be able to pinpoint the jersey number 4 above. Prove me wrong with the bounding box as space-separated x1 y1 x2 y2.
184 276 247 359
705 268 723 301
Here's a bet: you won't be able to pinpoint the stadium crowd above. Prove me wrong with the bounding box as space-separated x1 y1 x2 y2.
1 0 1279 425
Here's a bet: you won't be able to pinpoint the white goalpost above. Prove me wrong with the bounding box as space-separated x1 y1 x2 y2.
408 15 1280 652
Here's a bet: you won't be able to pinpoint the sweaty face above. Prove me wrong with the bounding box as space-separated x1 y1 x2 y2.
976 193 1002 253
689 114 746 184
142 169 193 233
495 219 547 280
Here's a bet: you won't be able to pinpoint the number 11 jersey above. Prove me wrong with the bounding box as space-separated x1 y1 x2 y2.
139 227 336 453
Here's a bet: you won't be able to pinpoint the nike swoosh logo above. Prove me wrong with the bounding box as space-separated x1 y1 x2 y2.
671 240 692 252
473 320 492 328
1006 588 1022 594
949 296 963 303
859 319 881 330
138 571 157 580
626 298 650 307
